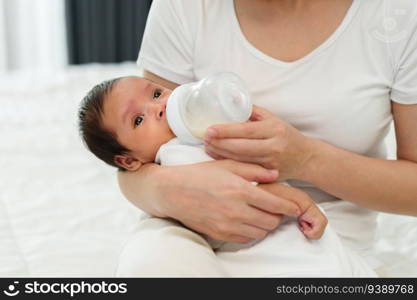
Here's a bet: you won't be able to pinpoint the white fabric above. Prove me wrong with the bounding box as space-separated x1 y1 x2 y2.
116 218 229 277
0 62 415 277
0 63 145 277
0 0 68 73
137 0 417 269
155 138 212 166
116 214 376 277
0 2 7 71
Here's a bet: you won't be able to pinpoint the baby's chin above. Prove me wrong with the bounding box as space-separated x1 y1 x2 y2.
146 135 176 163
161 133 176 147
165 120 176 139
163 125 176 142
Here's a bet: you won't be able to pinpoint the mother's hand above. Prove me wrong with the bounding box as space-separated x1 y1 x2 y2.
203 105 316 180
120 159 300 244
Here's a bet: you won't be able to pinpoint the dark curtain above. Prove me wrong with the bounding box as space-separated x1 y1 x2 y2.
65 0 152 64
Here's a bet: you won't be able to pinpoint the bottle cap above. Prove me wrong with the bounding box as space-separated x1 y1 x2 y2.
166 84 202 145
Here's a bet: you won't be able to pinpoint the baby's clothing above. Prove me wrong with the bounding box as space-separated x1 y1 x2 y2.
155 138 213 166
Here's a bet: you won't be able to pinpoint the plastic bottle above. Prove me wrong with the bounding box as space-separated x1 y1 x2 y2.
166 72 252 145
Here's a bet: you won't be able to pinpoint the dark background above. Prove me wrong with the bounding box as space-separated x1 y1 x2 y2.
65 0 152 64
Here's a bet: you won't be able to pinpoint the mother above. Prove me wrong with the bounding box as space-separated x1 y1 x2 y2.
117 0 417 276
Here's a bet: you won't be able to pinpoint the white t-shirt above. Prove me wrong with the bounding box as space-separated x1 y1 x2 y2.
137 0 417 267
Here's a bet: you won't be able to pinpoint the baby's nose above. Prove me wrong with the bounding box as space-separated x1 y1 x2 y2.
154 102 166 120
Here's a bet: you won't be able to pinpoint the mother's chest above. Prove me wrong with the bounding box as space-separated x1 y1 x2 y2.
253 71 393 155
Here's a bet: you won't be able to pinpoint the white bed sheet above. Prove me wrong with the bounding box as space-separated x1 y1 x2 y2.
0 63 416 277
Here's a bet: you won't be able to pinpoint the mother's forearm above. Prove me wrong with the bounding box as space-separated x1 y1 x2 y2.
117 163 167 218
300 139 417 216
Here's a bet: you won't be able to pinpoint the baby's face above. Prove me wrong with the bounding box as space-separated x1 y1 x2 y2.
102 77 175 166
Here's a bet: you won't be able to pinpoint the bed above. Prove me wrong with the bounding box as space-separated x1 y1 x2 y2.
0 62 416 277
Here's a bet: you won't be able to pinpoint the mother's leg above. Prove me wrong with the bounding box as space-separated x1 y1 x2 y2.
115 217 227 277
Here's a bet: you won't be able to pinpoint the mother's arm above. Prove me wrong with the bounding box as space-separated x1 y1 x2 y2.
205 103 417 216
117 71 301 243
118 160 300 243
304 102 417 215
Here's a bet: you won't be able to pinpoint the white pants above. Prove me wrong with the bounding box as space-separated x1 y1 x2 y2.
115 213 377 277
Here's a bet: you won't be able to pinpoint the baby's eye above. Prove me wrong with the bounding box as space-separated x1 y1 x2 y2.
134 115 144 127
153 90 162 99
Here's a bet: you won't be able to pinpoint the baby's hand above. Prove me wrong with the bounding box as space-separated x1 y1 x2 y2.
274 183 328 239
257 182 328 239
297 202 328 240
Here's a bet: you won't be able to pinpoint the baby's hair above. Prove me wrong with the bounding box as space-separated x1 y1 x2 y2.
78 77 129 171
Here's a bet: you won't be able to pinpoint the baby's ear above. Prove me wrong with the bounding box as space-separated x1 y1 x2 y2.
114 155 142 171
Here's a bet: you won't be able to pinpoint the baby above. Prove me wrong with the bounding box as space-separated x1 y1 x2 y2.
78 76 327 245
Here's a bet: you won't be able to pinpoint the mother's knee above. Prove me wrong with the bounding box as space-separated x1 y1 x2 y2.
115 218 226 277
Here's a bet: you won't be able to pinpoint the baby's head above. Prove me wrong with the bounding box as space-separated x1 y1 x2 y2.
78 76 175 171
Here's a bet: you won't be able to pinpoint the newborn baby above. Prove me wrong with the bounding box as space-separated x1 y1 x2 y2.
78 76 327 243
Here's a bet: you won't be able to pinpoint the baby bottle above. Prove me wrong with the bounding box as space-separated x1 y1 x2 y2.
166 72 252 145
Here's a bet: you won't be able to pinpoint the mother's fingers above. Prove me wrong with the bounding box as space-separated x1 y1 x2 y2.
214 159 278 183
242 206 283 231
205 144 273 169
205 118 274 140
205 144 265 166
206 137 273 158
258 183 312 212
246 184 300 217
226 235 253 244
235 223 269 240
